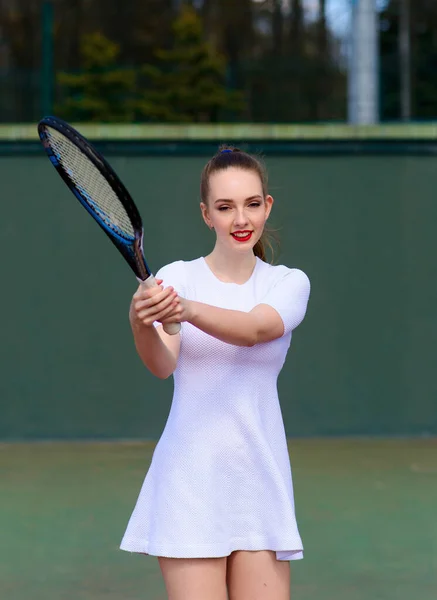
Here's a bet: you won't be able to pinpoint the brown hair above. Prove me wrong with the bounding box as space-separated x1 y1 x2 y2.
200 145 277 262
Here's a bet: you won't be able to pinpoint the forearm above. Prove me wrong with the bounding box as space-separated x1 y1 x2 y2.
188 301 257 347
131 321 177 379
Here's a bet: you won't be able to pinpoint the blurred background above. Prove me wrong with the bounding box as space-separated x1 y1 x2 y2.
1 1 437 600
1 0 436 124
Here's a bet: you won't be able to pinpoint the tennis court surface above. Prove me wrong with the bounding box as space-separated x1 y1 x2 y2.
1 438 436 600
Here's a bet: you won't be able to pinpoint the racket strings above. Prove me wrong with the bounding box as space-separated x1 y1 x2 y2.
46 127 135 240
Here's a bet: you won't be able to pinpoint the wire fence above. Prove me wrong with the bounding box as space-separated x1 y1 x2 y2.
0 0 436 124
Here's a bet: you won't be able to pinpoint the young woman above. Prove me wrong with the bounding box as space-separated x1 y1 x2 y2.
120 147 311 600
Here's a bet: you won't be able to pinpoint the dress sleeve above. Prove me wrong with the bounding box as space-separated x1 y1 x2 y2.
154 260 186 297
259 269 310 336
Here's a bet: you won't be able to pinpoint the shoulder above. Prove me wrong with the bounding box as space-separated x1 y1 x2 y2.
255 261 311 335
155 260 185 279
156 258 203 276
256 259 310 290
155 258 204 289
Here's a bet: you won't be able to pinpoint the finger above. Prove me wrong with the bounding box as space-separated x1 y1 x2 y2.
136 291 178 320
135 292 178 315
139 300 180 325
134 278 168 298
159 302 184 324
134 286 175 308
133 284 164 303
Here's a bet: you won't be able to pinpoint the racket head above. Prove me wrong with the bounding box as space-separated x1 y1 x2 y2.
37 116 151 280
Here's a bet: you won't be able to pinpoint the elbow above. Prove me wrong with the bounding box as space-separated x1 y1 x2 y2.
150 364 176 379
245 327 281 347
243 316 264 347
245 333 258 347
151 358 177 380
156 369 174 380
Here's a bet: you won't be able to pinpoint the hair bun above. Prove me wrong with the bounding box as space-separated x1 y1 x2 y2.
218 145 241 154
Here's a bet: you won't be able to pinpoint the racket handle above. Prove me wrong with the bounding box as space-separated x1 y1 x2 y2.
140 276 181 336
162 322 181 335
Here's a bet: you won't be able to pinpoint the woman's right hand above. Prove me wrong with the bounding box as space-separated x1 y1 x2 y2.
129 279 179 329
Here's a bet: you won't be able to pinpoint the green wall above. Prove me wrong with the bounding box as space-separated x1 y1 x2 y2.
1 154 436 439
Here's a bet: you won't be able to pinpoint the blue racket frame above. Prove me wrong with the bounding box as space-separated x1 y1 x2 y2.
37 116 152 281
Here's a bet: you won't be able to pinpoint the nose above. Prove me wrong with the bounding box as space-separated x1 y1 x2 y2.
233 208 249 228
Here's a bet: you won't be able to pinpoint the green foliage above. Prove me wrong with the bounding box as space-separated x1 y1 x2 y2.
56 33 137 122
135 5 246 122
380 0 437 120
5 0 437 123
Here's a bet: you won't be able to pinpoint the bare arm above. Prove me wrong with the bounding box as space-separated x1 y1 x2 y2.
130 321 180 379
185 301 284 347
162 270 310 347
129 280 181 379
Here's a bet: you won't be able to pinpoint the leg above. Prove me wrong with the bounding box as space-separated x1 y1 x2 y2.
158 556 228 600
226 551 290 600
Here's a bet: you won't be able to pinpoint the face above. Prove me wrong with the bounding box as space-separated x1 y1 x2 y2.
200 168 273 254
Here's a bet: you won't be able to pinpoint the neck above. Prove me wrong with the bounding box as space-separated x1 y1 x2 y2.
205 245 257 284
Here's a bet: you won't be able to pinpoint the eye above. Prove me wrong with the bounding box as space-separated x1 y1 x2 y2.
218 206 230 211
249 202 261 208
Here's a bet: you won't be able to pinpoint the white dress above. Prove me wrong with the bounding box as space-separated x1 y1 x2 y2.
120 257 310 561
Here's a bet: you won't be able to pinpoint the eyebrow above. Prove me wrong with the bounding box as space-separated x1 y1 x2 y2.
213 195 263 205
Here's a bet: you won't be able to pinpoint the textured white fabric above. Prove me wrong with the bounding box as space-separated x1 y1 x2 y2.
120 257 310 561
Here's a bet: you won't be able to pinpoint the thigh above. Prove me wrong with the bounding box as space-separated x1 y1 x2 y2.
226 551 290 600
158 556 228 600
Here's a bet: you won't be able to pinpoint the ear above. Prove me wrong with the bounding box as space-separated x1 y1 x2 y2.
264 195 274 221
200 202 213 229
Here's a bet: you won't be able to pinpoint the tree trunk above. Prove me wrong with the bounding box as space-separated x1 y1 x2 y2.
272 0 284 56
316 0 329 119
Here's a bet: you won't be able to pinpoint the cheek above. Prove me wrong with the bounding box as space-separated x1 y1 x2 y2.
255 210 268 227
211 211 231 227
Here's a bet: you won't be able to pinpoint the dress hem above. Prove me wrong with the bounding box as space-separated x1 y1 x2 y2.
120 538 303 562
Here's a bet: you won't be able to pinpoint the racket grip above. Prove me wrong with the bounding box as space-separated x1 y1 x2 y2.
139 276 181 336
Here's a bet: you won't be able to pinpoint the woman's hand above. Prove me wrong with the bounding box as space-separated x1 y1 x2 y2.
159 295 195 326
129 279 179 329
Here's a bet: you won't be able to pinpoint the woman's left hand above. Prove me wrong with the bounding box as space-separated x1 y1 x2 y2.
158 294 194 326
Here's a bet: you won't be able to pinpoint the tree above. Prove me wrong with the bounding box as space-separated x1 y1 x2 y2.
0 0 41 121
92 0 176 65
380 0 437 120
135 5 245 122
201 0 255 62
289 0 304 56
315 0 329 119
272 0 285 56
0 0 364 123
56 32 136 122
0 0 40 68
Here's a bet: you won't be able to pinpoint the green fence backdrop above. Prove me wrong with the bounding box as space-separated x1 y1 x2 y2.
1 144 436 440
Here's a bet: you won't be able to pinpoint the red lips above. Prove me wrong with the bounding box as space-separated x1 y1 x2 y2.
231 231 253 242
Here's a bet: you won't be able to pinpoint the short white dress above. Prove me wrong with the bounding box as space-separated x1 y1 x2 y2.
120 256 310 561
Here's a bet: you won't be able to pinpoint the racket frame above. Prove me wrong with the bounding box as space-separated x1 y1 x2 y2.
37 116 181 336
38 116 151 281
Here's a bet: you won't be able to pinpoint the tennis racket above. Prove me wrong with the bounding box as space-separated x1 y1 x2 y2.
37 116 180 335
